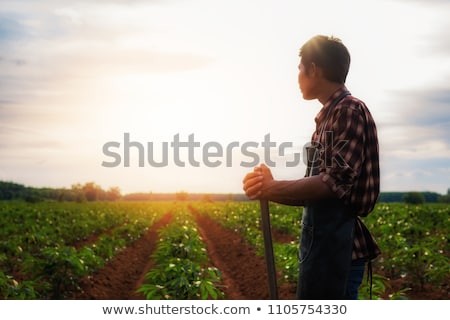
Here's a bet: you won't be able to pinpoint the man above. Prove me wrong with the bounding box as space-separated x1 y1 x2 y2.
243 35 380 299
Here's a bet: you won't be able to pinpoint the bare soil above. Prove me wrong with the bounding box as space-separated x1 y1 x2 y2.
71 212 173 299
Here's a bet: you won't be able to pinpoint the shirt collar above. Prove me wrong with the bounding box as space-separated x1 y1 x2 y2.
314 85 349 127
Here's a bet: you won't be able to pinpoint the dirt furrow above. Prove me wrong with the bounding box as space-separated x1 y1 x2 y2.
72 212 172 299
191 207 296 299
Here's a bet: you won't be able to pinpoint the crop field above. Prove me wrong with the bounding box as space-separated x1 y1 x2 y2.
0 200 448 300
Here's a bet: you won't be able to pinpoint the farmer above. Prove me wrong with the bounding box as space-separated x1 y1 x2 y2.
242 35 381 299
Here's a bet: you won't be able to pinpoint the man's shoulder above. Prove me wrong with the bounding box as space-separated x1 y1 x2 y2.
340 94 366 107
337 95 372 117
335 95 378 132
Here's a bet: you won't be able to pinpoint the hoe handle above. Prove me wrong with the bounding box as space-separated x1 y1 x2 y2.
259 199 278 299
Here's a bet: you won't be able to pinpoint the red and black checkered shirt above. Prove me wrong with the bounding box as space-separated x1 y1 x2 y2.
311 86 381 260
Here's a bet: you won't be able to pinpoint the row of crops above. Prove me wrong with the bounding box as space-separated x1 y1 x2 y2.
0 201 169 299
191 201 449 299
1 200 448 299
137 204 224 299
368 203 449 296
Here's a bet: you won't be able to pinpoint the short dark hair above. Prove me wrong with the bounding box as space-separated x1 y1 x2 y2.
299 35 350 84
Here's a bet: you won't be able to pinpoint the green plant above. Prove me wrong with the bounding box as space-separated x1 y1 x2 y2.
137 206 224 300
138 259 223 299
0 270 43 299
28 245 88 298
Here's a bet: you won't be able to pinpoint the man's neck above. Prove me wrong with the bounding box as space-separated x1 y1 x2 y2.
317 82 343 105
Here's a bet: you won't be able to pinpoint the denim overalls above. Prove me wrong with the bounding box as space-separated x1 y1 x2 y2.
296 91 355 299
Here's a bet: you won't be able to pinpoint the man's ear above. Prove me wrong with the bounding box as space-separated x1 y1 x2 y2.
310 62 321 78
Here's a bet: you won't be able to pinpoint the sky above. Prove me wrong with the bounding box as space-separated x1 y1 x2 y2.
1 0 449 195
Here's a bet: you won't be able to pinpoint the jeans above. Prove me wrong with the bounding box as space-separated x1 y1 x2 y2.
345 259 366 299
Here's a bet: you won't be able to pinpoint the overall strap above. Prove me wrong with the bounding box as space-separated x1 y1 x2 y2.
318 90 351 141
308 90 350 177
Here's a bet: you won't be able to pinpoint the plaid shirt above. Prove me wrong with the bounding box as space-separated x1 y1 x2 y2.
311 86 381 260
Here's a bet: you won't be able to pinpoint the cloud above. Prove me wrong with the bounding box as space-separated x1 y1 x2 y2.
381 156 450 193
51 50 212 76
378 88 450 162
0 2 212 89
429 29 450 59
392 0 450 4
0 15 30 41
388 87 450 135
0 1 213 144
407 0 450 57
378 86 450 193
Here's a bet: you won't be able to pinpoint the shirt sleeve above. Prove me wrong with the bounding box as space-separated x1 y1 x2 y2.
319 104 366 200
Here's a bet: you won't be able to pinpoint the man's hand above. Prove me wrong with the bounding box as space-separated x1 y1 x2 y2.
242 164 274 200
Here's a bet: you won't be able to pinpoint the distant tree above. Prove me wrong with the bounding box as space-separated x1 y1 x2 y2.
83 182 97 201
122 192 153 201
0 181 26 200
106 187 121 201
71 183 86 202
57 190 66 202
97 188 106 201
378 192 404 203
420 191 440 203
23 188 42 203
200 194 212 202
438 188 450 203
403 192 425 205
175 191 189 201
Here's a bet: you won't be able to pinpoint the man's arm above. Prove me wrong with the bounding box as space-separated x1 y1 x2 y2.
263 174 336 204
242 165 337 205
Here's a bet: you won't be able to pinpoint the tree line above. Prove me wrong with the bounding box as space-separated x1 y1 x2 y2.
379 191 450 204
0 181 121 202
0 180 449 204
